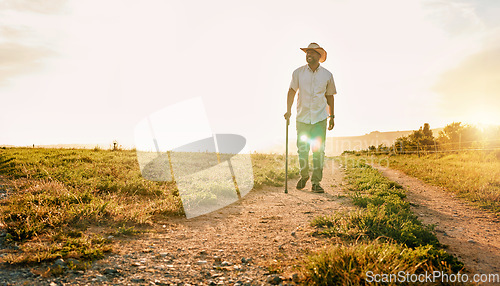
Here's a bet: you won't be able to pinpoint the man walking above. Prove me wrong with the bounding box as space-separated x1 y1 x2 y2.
284 43 337 193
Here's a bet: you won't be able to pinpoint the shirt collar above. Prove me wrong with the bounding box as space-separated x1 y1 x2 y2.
307 64 321 73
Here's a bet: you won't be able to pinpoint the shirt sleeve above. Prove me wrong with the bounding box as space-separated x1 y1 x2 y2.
289 69 299 92
326 74 337 96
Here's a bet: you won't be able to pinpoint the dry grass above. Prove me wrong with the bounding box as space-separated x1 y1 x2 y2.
381 150 500 213
303 241 460 286
250 153 300 188
301 159 463 285
0 148 182 265
0 148 298 266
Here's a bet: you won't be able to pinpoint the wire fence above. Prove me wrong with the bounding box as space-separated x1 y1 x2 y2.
350 138 500 156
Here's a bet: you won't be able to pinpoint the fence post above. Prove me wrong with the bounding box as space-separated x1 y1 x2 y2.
434 140 438 157
459 133 462 151
417 141 420 158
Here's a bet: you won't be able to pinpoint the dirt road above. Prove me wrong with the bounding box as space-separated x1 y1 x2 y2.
0 160 351 285
371 164 500 277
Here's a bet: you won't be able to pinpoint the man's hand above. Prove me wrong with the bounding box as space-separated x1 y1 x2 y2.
328 118 335 130
284 112 291 121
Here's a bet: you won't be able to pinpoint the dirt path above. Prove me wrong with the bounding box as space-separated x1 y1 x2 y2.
371 164 500 277
2 161 499 285
0 159 352 285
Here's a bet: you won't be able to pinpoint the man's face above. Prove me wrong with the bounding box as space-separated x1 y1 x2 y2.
306 49 321 65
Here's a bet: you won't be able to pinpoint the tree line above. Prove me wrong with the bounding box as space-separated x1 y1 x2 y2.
367 122 500 154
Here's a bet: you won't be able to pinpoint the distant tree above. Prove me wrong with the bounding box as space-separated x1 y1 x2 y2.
422 123 433 138
419 123 435 149
368 122 494 154
395 136 413 153
482 126 500 148
395 123 435 152
461 125 481 146
377 144 389 153
437 122 480 150
438 122 462 144
409 128 423 142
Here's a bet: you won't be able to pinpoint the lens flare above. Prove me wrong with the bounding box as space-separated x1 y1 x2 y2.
311 137 323 152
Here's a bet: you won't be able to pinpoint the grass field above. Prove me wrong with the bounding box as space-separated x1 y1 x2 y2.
0 147 477 284
0 148 298 265
366 150 500 214
301 159 463 285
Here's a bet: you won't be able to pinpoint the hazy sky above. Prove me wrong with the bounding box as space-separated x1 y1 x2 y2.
1 0 499 150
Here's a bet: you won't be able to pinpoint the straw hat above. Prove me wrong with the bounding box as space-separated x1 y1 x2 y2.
300 42 327 63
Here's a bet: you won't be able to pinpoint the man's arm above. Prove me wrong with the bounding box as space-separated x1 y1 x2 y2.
326 94 335 130
284 88 296 120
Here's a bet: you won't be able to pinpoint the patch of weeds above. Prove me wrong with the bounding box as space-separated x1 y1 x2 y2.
350 191 370 208
312 206 439 248
67 259 92 271
31 259 92 278
251 153 299 188
302 159 464 284
116 225 139 236
66 230 83 238
2 232 112 265
0 148 183 266
31 265 65 278
318 161 440 248
302 241 463 286
385 151 500 213
267 260 283 274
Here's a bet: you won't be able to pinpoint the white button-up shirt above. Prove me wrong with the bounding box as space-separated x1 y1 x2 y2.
289 64 337 124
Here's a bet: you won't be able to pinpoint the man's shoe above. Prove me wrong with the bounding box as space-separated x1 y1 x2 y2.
311 184 325 193
296 177 309 190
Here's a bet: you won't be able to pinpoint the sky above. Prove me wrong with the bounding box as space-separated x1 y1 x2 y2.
1 0 499 151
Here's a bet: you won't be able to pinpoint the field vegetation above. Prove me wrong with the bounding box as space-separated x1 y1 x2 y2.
0 148 298 266
348 150 500 214
383 151 500 214
380 122 499 153
0 146 477 284
301 160 463 285
345 121 500 214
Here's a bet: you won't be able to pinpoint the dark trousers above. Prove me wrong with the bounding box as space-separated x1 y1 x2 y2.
296 119 327 184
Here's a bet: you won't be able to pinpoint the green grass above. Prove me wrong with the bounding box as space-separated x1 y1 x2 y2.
380 150 500 213
0 149 469 283
0 148 182 265
311 162 439 248
251 153 300 188
0 148 297 266
301 159 463 285
304 241 461 286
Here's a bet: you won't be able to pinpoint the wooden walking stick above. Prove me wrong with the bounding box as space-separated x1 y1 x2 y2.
285 118 289 194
